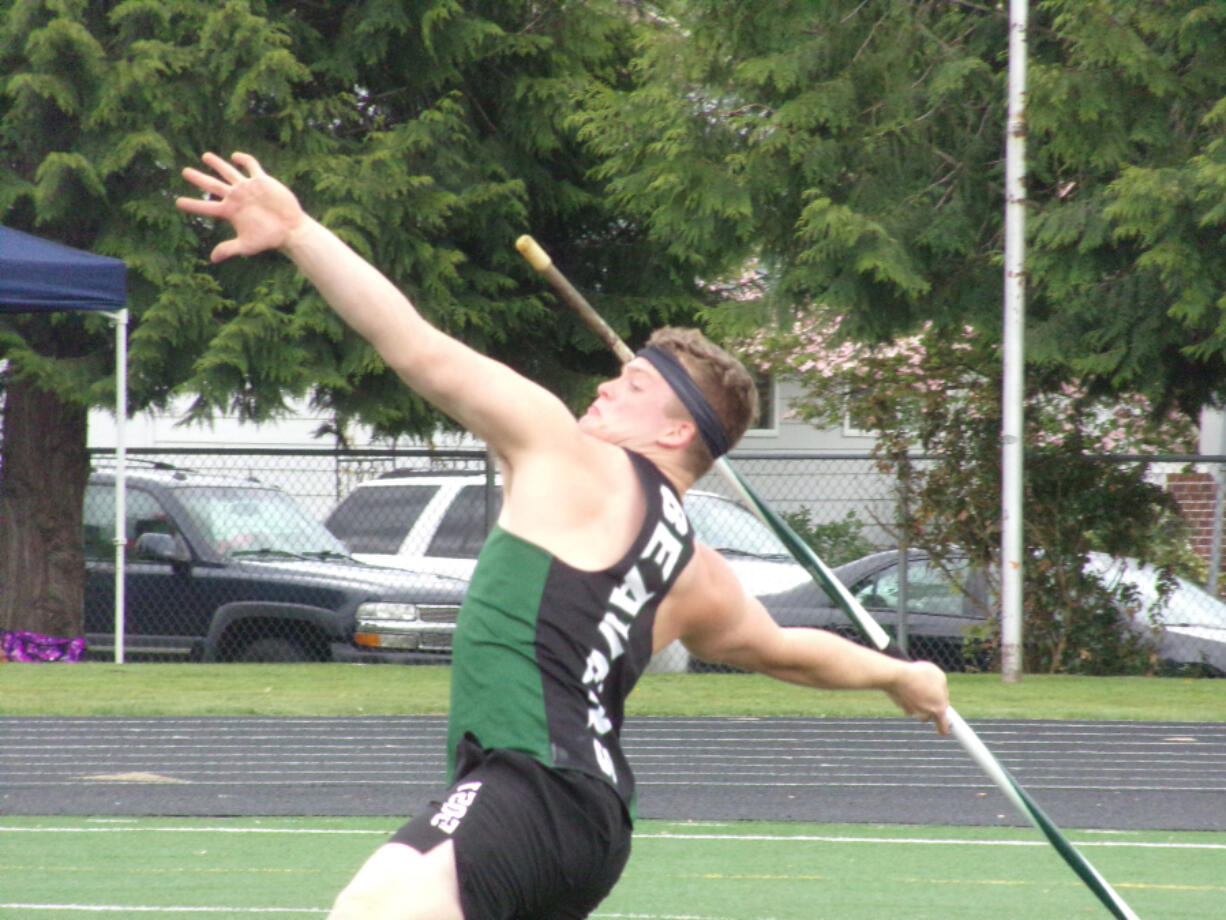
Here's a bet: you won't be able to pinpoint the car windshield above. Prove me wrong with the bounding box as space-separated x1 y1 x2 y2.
683 493 791 559
1088 555 1226 629
177 486 350 558
852 557 971 617
326 483 436 554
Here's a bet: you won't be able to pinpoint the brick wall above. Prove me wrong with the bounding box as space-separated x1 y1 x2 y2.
1168 471 1220 564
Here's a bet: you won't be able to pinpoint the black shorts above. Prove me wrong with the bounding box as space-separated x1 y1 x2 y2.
390 735 632 920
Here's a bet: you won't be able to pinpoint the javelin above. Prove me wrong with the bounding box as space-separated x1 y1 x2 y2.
515 234 1142 920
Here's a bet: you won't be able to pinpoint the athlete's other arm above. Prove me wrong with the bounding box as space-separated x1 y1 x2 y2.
667 545 951 734
175 152 579 469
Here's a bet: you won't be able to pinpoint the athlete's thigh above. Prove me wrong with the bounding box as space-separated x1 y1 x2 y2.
391 750 630 920
329 840 462 920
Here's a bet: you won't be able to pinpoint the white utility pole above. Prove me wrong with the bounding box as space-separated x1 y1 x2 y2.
1001 0 1029 683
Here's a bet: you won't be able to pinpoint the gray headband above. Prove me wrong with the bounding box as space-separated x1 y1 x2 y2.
636 345 732 458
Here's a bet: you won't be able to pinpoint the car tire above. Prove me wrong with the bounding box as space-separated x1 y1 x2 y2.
234 637 315 663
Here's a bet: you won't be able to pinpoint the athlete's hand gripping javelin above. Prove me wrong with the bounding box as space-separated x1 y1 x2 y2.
176 151 307 263
888 660 950 735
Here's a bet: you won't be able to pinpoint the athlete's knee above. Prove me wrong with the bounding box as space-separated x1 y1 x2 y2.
328 842 462 920
328 878 388 920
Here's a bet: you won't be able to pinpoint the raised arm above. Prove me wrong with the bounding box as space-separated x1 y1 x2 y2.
175 152 578 465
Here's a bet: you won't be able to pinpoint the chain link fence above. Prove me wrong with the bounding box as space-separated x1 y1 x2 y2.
76 447 1226 677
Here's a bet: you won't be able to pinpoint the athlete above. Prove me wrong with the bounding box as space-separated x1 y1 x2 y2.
177 151 950 920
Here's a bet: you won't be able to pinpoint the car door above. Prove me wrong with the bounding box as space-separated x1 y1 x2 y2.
849 555 987 668
324 482 439 556
420 484 502 576
83 482 210 656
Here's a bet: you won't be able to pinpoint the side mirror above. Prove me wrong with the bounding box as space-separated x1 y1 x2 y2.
134 531 190 565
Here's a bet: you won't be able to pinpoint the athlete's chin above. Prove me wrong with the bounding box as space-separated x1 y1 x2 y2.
578 416 619 446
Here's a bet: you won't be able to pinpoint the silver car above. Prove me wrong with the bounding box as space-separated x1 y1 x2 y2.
815 548 1226 675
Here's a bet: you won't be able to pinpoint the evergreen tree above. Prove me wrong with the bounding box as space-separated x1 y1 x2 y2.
0 0 700 636
574 0 1009 339
573 1 1226 674
576 1 1226 413
1025 0 1226 413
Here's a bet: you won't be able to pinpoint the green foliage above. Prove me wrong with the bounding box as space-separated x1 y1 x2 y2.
575 1 1226 414
779 507 876 567
0 0 710 635
749 309 1199 676
1012 451 1183 675
1024 0 1226 413
0 0 709 437
574 0 1008 340
5 0 1226 645
6 0 1224 439
569 0 1226 673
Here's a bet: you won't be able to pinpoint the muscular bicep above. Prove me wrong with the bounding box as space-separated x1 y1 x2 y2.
667 545 794 672
669 545 873 683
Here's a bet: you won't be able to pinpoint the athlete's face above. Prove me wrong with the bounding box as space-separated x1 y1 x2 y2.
579 357 692 449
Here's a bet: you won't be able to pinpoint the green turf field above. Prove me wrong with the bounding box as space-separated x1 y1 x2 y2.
3 667 1221 918
2 816 1221 919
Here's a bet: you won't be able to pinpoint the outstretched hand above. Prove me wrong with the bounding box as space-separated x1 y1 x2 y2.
887 659 951 735
176 152 307 263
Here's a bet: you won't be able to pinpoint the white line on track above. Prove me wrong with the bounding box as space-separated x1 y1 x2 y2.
0 907 323 915
1 779 442 788
0 908 733 920
5 778 1223 793
634 832 1226 850
0 825 388 834
3 824 1223 849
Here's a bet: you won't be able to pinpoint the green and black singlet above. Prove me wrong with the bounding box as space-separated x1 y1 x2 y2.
446 449 695 818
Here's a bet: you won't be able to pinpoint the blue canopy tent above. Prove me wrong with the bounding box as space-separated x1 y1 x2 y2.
0 225 130 662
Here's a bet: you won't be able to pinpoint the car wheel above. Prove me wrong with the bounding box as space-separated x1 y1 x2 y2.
234 637 314 663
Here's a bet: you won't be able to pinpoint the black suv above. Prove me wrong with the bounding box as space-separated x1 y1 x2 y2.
83 464 466 663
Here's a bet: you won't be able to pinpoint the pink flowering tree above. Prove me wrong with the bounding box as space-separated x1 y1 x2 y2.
745 309 1201 674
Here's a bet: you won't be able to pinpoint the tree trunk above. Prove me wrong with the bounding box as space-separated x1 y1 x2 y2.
0 377 90 636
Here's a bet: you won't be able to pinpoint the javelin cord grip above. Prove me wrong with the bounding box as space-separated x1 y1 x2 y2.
515 234 1142 920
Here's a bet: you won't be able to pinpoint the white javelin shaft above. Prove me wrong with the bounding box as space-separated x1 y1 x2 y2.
946 710 1140 920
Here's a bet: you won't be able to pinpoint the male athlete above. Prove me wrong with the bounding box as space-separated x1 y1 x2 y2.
177 151 950 920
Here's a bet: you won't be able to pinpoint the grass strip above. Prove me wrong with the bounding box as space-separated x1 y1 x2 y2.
1 663 1222 721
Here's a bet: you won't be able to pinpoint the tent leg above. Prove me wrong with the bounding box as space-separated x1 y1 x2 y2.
104 309 128 664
